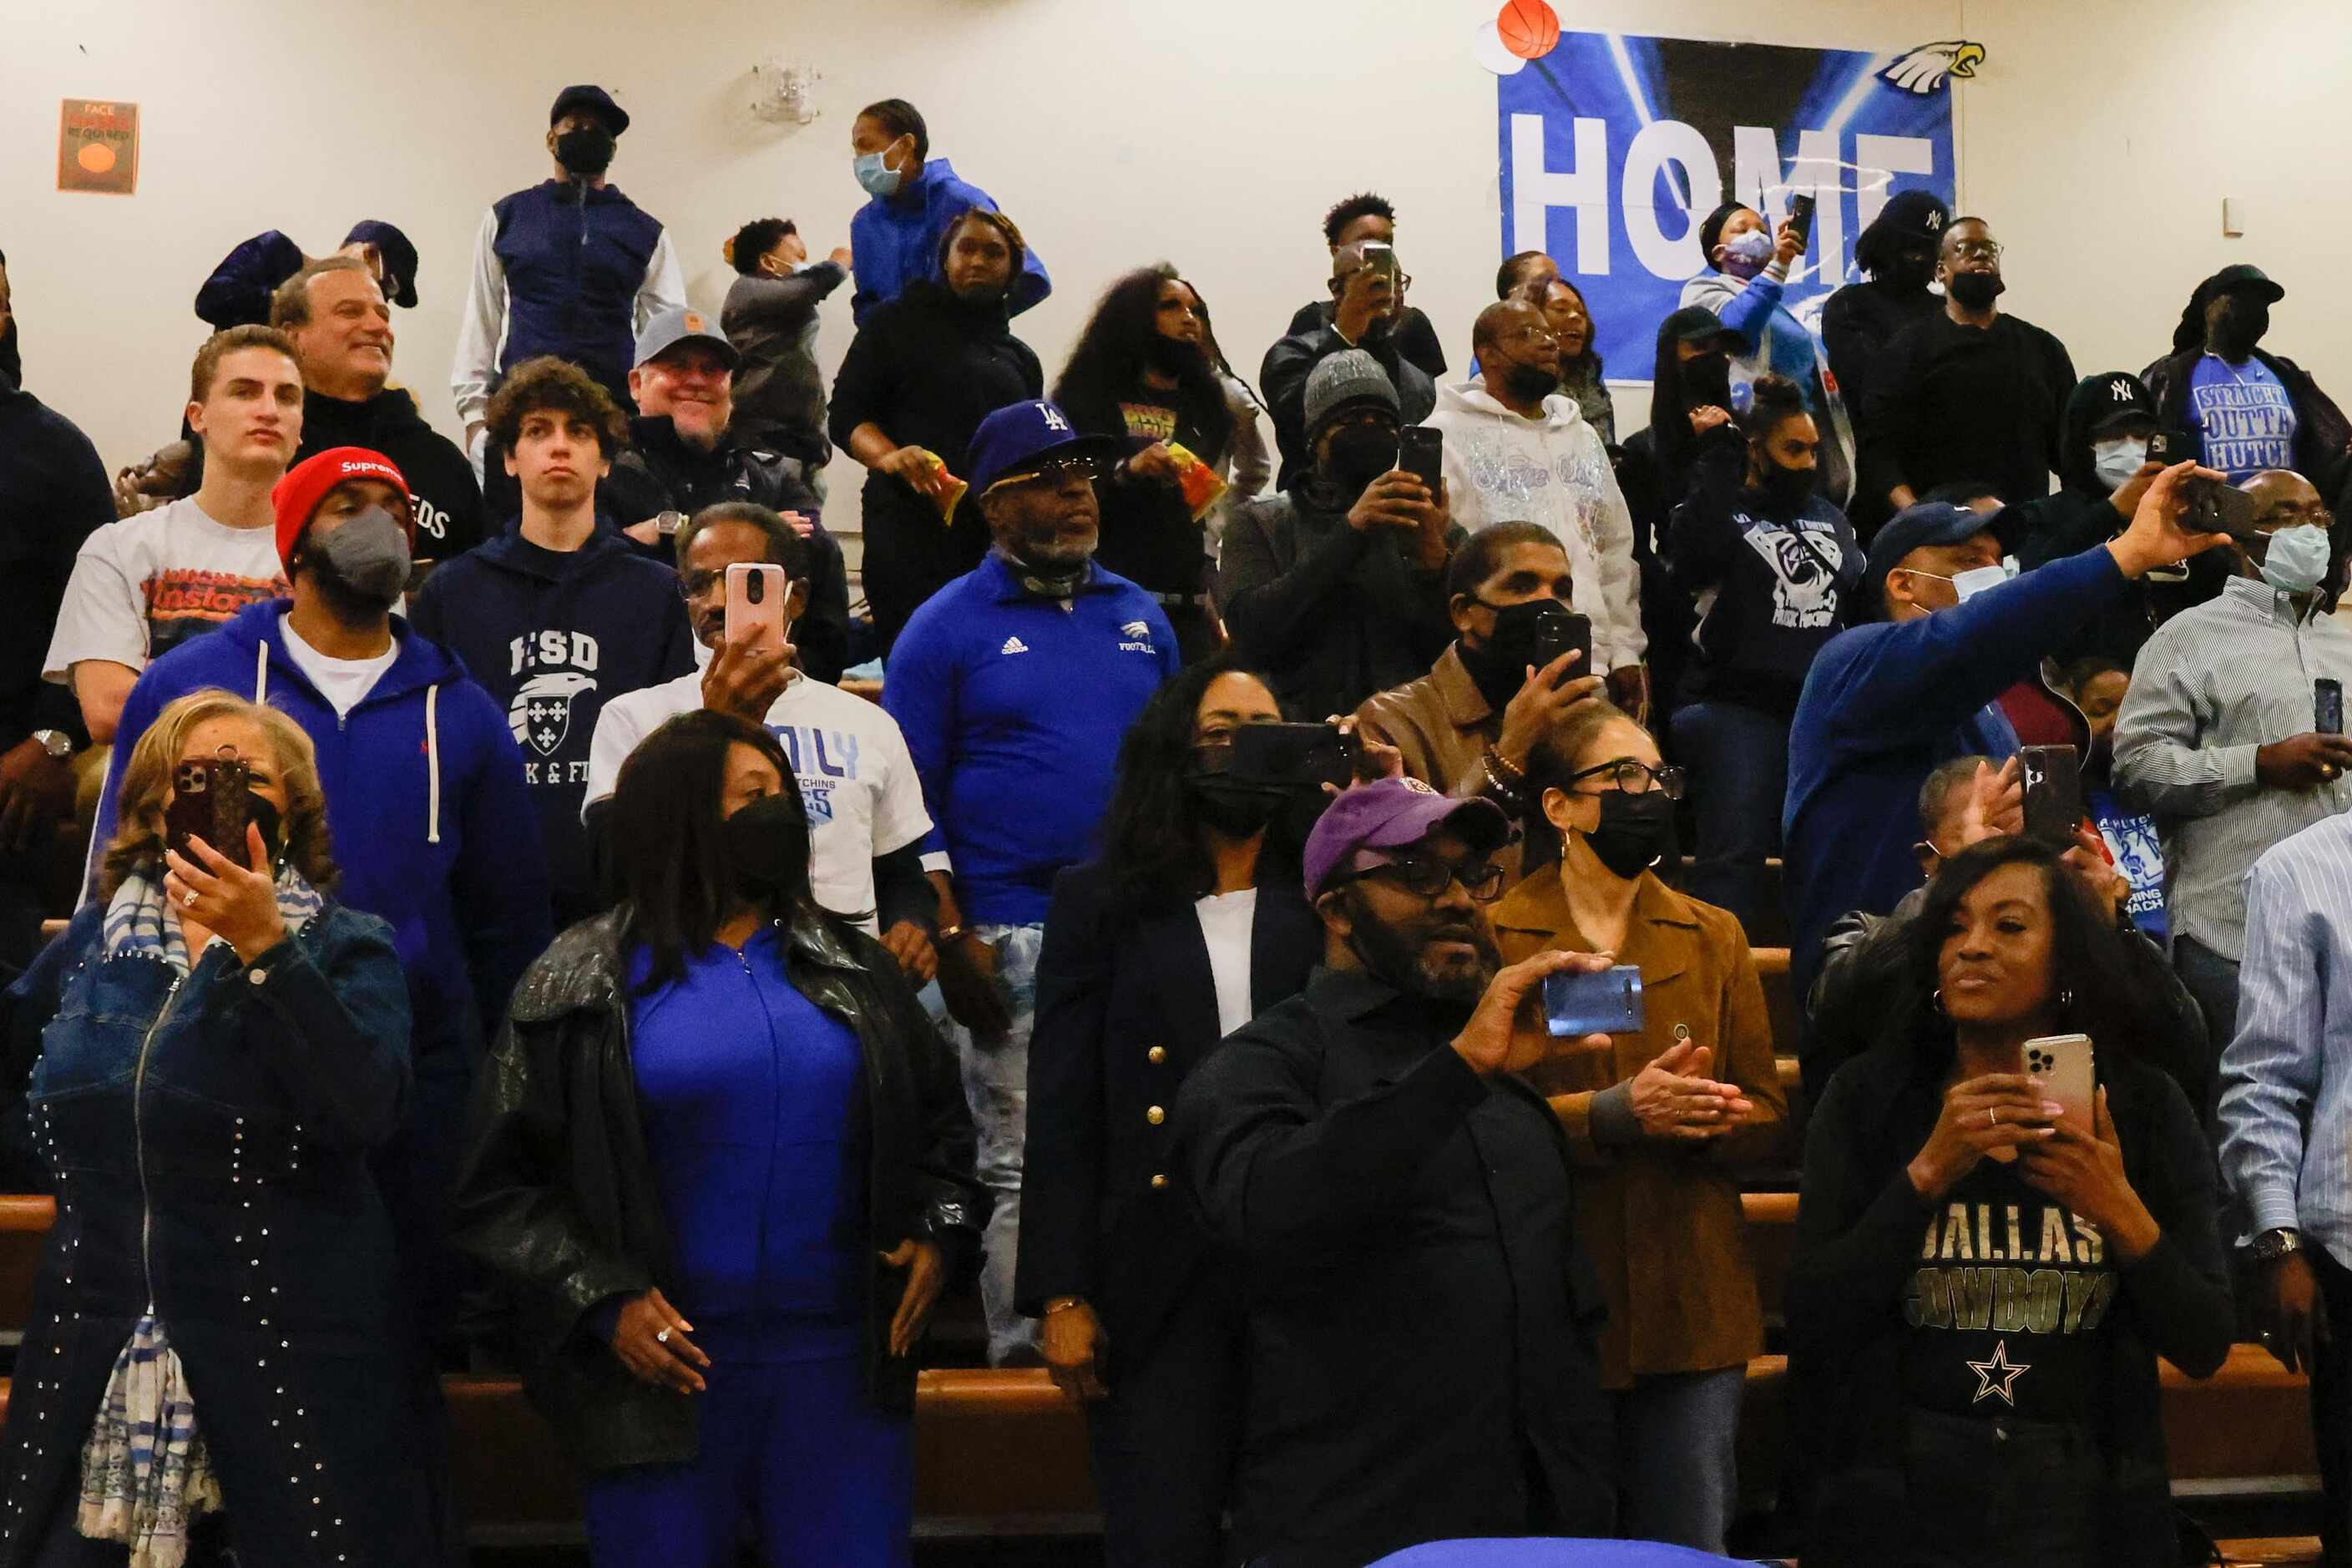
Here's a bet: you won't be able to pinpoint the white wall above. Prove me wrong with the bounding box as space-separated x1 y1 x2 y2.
7 0 2349 541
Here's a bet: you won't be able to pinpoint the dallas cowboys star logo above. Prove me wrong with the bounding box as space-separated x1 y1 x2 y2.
1966 1339 2031 1406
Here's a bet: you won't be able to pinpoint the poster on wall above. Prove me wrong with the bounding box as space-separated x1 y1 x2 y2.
58 99 139 196
1494 28 1967 380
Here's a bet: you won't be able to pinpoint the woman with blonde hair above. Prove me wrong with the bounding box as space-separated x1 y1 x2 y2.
0 689 431 1567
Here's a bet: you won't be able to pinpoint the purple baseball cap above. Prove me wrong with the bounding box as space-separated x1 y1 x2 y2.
1303 776 1512 897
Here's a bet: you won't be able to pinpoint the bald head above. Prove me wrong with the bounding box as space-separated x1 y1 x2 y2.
1473 299 1545 358
2243 468 2324 518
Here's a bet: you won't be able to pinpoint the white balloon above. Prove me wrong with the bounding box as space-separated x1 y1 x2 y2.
1472 17 1530 76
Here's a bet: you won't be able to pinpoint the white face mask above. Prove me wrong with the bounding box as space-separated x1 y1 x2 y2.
2092 437 2147 493
1905 560 2014 607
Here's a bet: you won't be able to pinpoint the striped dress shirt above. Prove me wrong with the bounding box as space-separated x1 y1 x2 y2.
2218 812 2352 1266
2111 576 2352 960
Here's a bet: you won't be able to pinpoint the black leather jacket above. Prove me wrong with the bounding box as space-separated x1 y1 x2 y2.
453 908 984 1474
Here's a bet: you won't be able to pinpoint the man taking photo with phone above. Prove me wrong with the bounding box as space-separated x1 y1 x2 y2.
2112 468 2352 1076
1262 241 1436 491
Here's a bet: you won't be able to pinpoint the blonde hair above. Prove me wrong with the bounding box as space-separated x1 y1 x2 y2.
102 690 338 898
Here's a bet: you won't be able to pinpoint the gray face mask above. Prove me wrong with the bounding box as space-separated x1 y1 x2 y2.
309 506 410 612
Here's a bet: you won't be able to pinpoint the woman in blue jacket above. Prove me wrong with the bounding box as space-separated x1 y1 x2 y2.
0 690 428 1567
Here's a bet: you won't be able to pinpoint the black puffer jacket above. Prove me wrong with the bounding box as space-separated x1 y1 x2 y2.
453 908 984 1474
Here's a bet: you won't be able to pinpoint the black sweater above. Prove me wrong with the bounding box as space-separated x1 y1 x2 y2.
0 374 110 748
1860 310 2077 508
1667 473 1865 716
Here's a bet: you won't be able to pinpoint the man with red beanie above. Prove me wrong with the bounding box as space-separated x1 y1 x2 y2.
94 445 551 1379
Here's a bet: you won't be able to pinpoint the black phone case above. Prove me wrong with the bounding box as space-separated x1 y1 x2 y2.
1534 611 1594 680
2020 745 2084 850
2319 679 2345 736
1397 428 1444 492
1228 724 1355 792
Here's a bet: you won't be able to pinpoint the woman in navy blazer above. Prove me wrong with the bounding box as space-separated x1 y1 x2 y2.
1019 657 1323 1568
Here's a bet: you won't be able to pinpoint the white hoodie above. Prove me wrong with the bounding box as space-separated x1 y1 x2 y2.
1421 378 1646 672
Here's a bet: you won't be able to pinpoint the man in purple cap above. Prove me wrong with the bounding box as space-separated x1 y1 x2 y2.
1174 775 1622 1567
883 397 1180 1363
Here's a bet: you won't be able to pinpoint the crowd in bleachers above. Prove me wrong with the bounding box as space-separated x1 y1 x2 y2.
1 77 2350 1568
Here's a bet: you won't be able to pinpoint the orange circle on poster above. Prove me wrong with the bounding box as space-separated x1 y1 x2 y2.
77 143 116 175
1497 0 1560 59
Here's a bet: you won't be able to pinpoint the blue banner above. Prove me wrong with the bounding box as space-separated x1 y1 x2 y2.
1497 32 1960 381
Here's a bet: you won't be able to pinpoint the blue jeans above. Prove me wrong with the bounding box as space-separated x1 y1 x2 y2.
940 921 1045 1365
1611 1365 1745 1553
1668 700 1789 932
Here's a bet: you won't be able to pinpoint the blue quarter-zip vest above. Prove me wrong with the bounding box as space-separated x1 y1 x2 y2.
490 180 663 401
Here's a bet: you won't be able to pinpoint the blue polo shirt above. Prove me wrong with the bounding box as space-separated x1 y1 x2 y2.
883 554 1178 927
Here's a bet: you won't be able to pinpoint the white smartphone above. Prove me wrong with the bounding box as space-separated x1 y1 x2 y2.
2023 1033 2095 1132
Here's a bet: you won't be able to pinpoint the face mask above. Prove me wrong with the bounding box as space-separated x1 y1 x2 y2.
1946 271 2006 310
2092 438 2148 493
306 505 411 614
1719 229 1773 280
1682 352 1732 412
1888 250 1937 292
1577 788 1678 881
554 125 615 177
853 145 903 198
721 792 808 905
1325 426 1398 492
1148 334 1206 377
1185 758 1287 837
1755 458 1816 513
1471 596 1574 684
2259 524 2334 595
1500 361 1560 405
2210 299 2268 362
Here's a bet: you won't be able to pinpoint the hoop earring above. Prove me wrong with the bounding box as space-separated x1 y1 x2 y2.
2059 988 2075 1013
1932 988 1949 1017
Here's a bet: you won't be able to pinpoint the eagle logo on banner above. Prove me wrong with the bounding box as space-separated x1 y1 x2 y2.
1881 41 1987 95
509 671 598 758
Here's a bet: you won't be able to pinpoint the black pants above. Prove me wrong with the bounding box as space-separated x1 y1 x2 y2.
2312 1246 2352 1566
1086 1282 1245 1568
1889 1405 2102 1566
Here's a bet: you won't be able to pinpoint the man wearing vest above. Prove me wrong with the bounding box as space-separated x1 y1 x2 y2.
452 83 685 498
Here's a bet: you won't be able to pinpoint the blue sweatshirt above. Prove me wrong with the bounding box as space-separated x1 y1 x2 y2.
1782 546 2129 999
883 555 1177 927
848 157 1050 326
410 524 695 923
94 600 552 1071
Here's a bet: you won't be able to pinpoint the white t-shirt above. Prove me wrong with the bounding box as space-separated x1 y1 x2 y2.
43 497 289 682
1195 887 1260 1038
585 667 933 933
278 618 399 718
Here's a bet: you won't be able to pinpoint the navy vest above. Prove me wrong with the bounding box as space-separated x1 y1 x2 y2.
490 180 662 401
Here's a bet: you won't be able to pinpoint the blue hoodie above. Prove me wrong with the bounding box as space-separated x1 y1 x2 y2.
94 599 552 1074
409 524 695 923
848 156 1050 326
1782 545 2130 1001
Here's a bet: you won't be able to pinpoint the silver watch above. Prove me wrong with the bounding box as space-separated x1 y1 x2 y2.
30 730 71 760
2251 1227 2305 1264
654 510 689 537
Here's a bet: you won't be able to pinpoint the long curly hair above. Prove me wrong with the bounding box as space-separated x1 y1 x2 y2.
103 689 337 898
1052 266 1235 468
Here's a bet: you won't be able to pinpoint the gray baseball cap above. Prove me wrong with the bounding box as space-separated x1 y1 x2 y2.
634 306 736 372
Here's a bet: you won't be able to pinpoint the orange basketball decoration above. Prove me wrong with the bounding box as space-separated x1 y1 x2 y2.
1497 0 1560 59
76 142 116 175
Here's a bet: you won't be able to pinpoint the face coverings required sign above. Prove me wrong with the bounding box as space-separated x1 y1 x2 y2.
1495 31 1964 379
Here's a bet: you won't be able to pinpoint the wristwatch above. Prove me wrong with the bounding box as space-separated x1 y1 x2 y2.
654 509 689 538
2251 1227 2305 1264
30 730 71 760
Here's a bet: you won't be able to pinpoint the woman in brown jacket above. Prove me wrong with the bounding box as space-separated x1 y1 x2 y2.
1491 700 1788 1553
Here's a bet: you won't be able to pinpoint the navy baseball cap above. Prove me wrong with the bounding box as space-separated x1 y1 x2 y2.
966 401 1123 495
342 220 418 309
1303 776 1511 898
635 306 736 371
551 84 630 135
1865 502 2011 613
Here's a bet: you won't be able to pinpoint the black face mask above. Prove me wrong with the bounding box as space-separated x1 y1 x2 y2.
1753 457 1817 514
1682 352 1732 412
1325 427 1398 492
554 125 616 176
1886 250 1937 292
1463 596 1573 709
1576 788 1677 880
1185 759 1287 837
1946 271 2006 310
2208 297 2269 362
721 792 808 906
1148 335 1206 377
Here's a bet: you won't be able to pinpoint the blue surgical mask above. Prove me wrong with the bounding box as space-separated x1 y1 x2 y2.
1721 229 1773 278
2260 524 2334 596
2092 437 2147 493
853 147 903 198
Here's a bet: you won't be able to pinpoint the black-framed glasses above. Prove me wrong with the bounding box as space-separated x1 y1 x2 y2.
1344 852 1506 903
984 455 1107 497
1566 759 1687 800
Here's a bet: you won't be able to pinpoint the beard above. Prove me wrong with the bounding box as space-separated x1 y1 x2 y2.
1340 885 1501 1004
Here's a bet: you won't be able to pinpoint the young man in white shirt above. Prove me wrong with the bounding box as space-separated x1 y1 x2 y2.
45 326 302 741
584 501 939 976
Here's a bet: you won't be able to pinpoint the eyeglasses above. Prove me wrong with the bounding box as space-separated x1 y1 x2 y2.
983 455 1106 497
1948 240 2003 262
1499 324 1560 347
1343 852 1506 903
1565 759 1687 799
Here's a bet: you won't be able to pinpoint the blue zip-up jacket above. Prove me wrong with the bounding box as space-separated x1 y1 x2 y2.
849 157 1050 326
1782 545 2130 999
493 180 665 399
410 524 695 924
93 599 552 1073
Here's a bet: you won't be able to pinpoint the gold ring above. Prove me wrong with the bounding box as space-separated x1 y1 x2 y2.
183 890 200 908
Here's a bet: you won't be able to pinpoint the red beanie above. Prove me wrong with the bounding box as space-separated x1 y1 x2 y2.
271 447 413 574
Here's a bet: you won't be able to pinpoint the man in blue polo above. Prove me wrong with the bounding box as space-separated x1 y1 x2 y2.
883 399 1177 1363
452 83 685 475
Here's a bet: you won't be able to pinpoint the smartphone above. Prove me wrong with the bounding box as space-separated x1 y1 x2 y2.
1228 722 1358 792
2319 678 2345 736
2019 744 2084 850
1397 427 1444 493
1531 606 1593 684
2024 1033 2096 1132
2147 429 2192 467
1544 965 1646 1038
165 755 253 866
1359 241 1399 282
724 562 791 656
1786 194 1817 247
